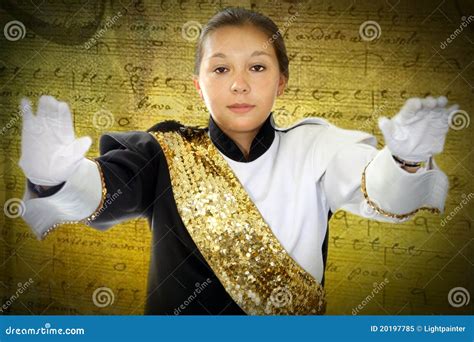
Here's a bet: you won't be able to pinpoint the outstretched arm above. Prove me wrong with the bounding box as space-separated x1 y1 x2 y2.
321 96 458 222
18 95 161 240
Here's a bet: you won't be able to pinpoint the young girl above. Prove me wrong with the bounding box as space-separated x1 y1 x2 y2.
18 7 457 315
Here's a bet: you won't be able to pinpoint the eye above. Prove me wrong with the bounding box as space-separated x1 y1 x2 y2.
251 65 266 72
214 67 228 74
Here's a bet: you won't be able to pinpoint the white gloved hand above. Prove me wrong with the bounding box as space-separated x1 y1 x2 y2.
378 96 459 163
18 95 92 186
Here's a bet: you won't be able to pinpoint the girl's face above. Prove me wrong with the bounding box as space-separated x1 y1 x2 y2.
193 24 287 134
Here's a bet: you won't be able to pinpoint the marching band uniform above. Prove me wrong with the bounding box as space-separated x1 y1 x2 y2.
21 112 448 315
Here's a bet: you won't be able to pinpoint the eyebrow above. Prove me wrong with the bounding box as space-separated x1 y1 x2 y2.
208 50 272 59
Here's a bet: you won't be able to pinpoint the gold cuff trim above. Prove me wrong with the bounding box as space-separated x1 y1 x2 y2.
361 160 440 220
41 158 108 239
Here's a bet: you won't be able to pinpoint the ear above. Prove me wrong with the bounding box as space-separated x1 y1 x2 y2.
277 74 287 97
192 75 204 100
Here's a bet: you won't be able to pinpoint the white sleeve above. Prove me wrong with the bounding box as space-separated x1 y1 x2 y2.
319 127 449 222
21 158 105 240
20 130 163 240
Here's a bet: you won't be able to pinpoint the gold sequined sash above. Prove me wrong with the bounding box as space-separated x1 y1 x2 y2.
151 129 326 315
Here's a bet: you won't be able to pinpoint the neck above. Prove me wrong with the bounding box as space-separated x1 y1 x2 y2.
208 113 275 163
220 127 260 159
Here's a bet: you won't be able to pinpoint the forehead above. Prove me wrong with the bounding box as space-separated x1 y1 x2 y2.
202 24 276 60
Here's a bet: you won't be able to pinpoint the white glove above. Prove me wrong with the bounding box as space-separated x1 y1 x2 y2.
378 96 459 163
18 95 92 186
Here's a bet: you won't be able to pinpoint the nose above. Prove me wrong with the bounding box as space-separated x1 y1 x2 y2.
230 73 250 94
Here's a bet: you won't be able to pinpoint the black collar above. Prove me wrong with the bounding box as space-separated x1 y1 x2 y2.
208 113 275 162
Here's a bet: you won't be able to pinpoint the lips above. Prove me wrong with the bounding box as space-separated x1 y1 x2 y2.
227 103 256 114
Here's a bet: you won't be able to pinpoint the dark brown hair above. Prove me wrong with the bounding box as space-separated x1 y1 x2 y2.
194 7 290 81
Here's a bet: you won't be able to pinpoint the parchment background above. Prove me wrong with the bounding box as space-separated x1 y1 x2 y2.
0 0 472 315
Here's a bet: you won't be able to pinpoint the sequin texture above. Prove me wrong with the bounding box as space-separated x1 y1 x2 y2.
151 129 327 315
